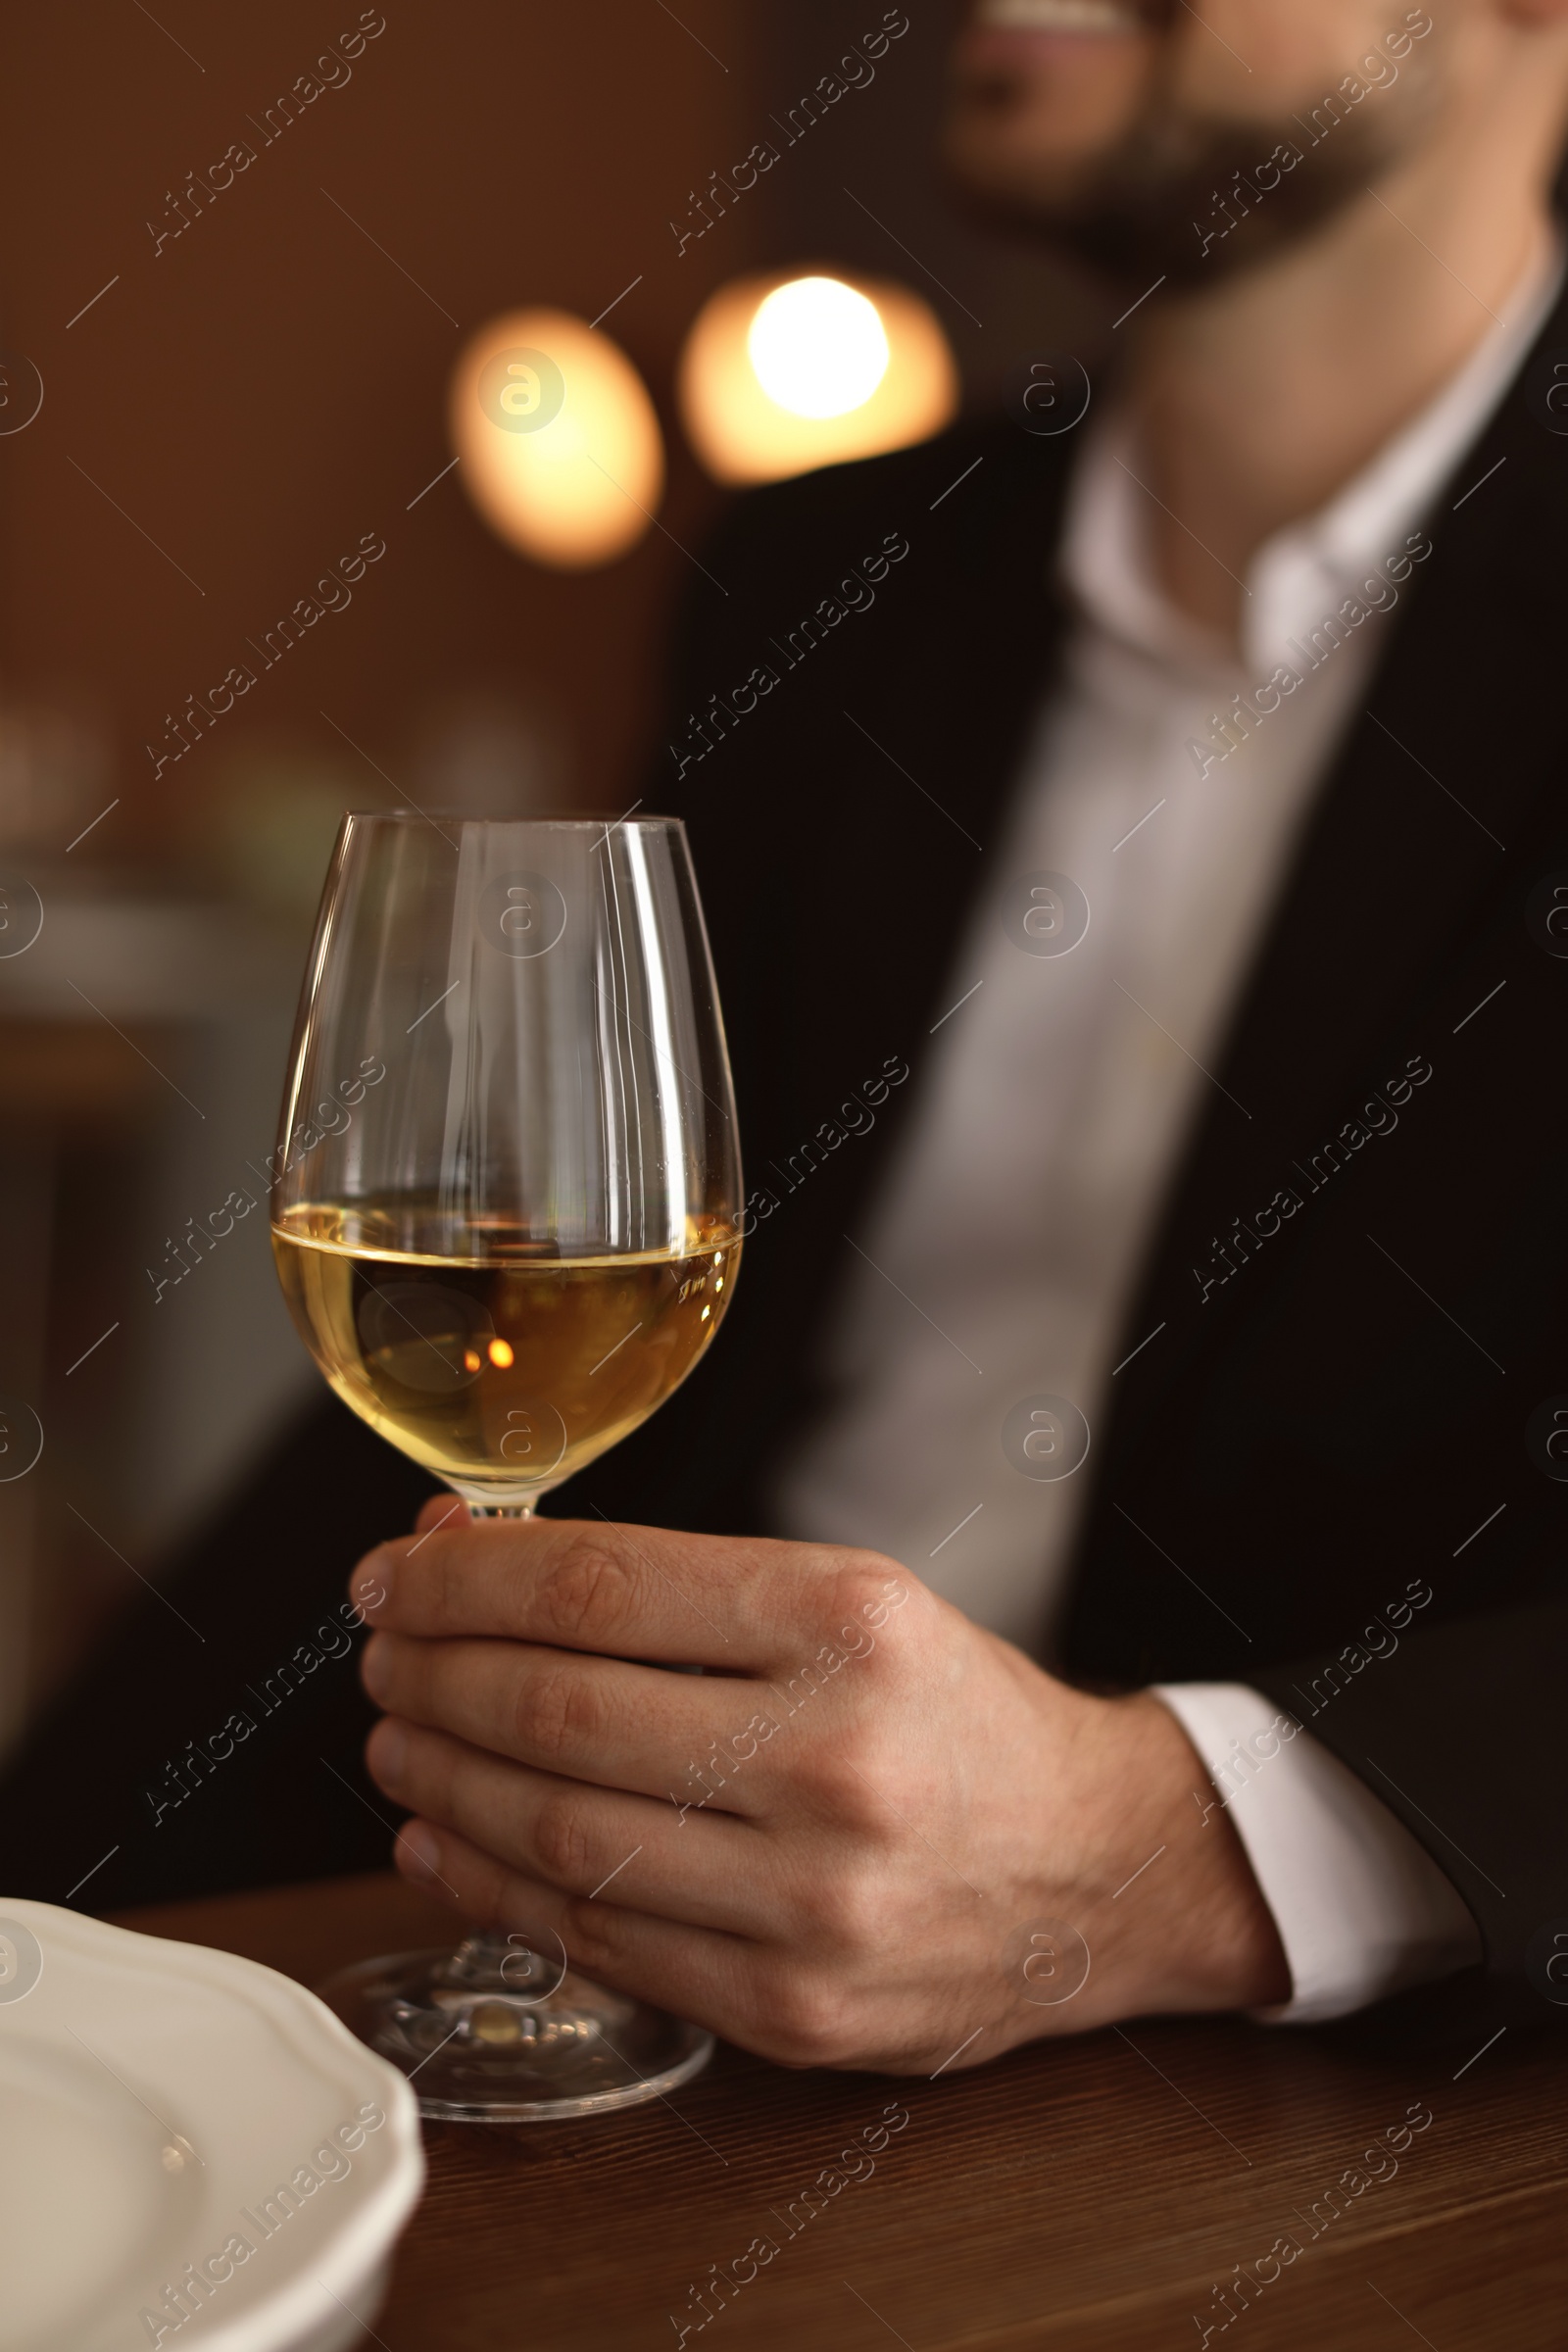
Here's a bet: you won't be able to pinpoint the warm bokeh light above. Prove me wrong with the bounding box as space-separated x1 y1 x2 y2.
487 1338 514 1368
679 270 958 486
747 277 890 418
449 307 665 569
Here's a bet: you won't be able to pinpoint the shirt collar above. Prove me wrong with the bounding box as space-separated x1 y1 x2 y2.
1061 229 1566 677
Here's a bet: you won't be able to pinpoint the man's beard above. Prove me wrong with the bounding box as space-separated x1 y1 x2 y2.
944 83 1415 289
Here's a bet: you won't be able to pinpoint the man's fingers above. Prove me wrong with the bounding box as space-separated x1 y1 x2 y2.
391 1816 761 2046
363 1632 777 1814
350 1512 911 1670
368 1715 773 1935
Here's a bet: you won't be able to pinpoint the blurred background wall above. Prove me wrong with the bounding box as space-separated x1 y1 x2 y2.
0 0 1102 1754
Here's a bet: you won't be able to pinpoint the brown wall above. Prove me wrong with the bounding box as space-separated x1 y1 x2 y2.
0 0 755 838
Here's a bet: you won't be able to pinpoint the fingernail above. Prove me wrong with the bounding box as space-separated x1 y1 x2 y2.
368 1715 407 1789
397 1822 441 1886
361 1633 393 1704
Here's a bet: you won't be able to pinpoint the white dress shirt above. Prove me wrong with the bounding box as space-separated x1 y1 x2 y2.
776 238 1561 2021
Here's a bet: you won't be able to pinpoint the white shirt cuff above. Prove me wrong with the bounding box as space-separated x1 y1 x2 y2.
1152 1682 1483 2024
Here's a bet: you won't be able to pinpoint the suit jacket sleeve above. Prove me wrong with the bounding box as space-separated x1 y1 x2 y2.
1251 1598 1568 2022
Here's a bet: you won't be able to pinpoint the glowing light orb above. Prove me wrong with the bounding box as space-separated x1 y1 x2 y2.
679 270 958 485
449 308 664 570
746 276 890 418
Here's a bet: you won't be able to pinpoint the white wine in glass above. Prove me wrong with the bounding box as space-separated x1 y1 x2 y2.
270 812 741 2120
272 1205 737 1505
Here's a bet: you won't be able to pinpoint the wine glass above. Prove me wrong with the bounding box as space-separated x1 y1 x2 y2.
270 811 742 2121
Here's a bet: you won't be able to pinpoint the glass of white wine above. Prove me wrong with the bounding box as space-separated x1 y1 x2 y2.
270 811 741 2121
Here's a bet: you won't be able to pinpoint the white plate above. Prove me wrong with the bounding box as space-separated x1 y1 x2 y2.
0 1900 424 2352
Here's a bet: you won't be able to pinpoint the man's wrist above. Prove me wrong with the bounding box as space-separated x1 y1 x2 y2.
1085 1691 1291 2016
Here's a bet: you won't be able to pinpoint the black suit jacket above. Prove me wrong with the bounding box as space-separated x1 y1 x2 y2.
7 299 1566 2030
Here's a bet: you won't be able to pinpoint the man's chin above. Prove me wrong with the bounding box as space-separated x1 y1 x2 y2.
943 183 1267 294
939 113 1403 298
937 140 1223 293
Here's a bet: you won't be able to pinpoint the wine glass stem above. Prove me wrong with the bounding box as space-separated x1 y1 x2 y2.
446 1495 533 1976
461 1495 533 1956
451 1493 534 1976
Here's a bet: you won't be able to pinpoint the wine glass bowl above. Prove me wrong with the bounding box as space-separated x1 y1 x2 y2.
270 812 741 2117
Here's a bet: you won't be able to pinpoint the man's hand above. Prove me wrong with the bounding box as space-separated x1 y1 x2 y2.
349 1503 1289 2074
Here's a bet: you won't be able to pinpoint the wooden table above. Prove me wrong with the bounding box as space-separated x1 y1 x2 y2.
118 1872 1568 2351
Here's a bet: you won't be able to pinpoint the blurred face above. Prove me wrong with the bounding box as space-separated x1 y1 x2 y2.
943 0 1451 284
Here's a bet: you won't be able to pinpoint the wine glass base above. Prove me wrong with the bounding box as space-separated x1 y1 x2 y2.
315 1947 715 2121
